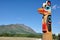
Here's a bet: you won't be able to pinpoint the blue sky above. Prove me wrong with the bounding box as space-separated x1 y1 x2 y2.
0 0 60 34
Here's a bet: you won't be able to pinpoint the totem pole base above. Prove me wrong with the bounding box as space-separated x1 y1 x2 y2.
42 32 52 40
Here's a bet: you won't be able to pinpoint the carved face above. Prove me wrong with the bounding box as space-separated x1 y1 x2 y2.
38 1 51 15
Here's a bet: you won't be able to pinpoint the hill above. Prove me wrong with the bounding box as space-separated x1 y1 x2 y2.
0 24 36 34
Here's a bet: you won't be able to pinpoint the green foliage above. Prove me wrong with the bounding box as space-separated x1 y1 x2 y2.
0 33 15 37
53 34 56 39
58 34 60 40
0 33 42 38
52 34 58 40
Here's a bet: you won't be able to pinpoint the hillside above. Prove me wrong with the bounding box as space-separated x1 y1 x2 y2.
0 24 36 34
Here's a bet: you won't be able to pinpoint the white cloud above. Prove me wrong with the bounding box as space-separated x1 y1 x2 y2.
52 4 60 10
52 5 57 9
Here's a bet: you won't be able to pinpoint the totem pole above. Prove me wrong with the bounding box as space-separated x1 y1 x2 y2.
38 0 52 40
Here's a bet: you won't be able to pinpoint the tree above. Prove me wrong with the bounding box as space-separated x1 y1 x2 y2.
58 34 60 40
53 34 56 40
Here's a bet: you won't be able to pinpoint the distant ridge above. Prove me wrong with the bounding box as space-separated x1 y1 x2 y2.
0 24 36 34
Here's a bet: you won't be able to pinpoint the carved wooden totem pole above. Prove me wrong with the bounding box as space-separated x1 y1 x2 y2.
38 0 52 40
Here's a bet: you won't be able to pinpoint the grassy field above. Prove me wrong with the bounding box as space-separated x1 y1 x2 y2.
0 37 41 40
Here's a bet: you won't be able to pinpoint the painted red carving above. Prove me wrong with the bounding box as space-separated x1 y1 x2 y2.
42 23 47 31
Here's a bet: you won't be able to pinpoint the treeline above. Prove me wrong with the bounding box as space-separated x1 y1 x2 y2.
53 34 60 40
0 33 60 40
0 33 42 38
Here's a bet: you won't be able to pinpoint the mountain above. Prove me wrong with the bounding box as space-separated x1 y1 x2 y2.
0 24 36 34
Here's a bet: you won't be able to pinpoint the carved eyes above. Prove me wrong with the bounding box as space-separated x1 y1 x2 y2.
45 6 51 11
